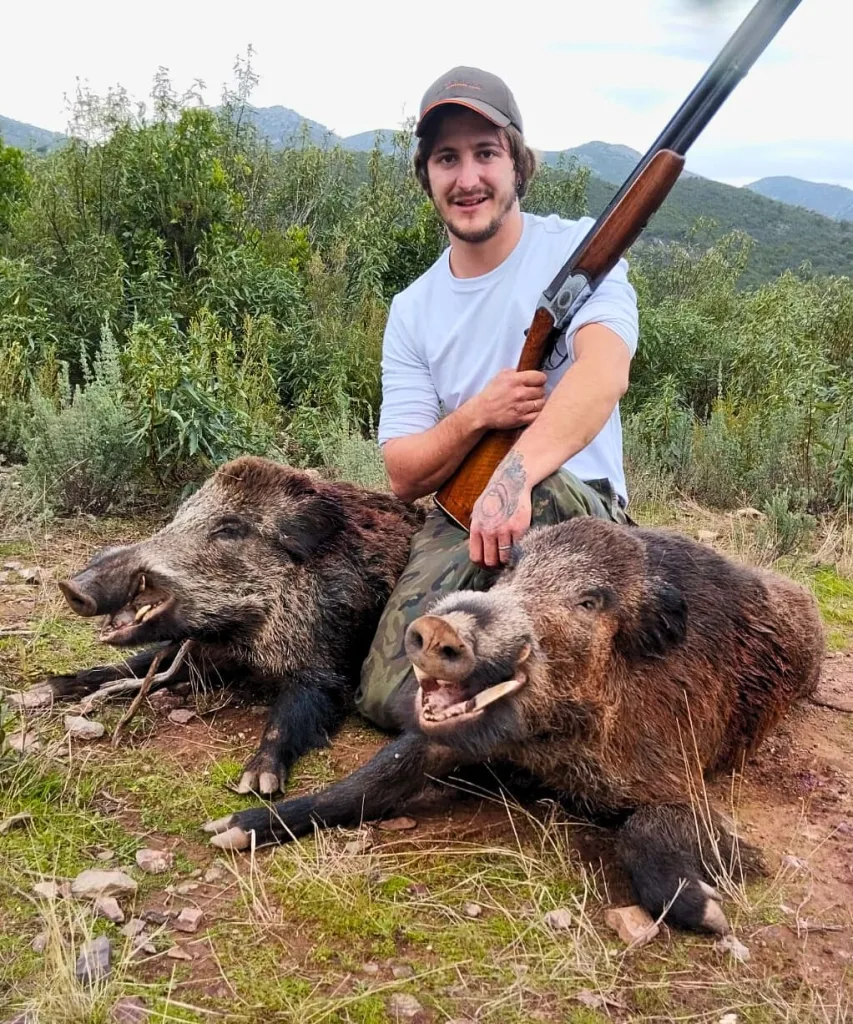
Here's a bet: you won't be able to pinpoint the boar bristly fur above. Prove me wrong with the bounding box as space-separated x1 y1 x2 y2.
43 456 424 793
206 517 824 935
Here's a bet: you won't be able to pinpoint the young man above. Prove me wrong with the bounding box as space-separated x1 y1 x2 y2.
356 66 639 729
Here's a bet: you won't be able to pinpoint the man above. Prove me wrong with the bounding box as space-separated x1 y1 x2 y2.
356 66 639 729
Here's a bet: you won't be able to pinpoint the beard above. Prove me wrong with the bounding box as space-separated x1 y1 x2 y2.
439 185 518 244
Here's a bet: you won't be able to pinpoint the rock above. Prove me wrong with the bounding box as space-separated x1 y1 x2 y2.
31 931 48 953
0 812 33 834
463 902 482 919
111 996 149 1024
733 507 764 520
781 854 808 872
96 849 115 861
361 961 380 975
71 869 138 900
604 905 660 946
8 730 40 755
406 882 429 897
189 869 202 878
20 567 42 585
544 908 574 931
173 907 204 933
165 945 193 960
33 880 70 900
64 715 105 741
697 530 720 544
377 816 418 831
343 832 373 855
203 865 225 884
76 935 111 985
120 919 147 938
388 993 424 1019
715 933 751 963
719 1015 739 1024
391 964 414 979
167 709 195 725
148 690 185 713
3 560 24 571
94 896 125 924
575 989 627 1012
135 848 173 874
173 881 199 895
141 908 170 925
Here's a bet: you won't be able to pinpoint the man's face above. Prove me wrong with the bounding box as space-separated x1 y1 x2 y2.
426 109 519 244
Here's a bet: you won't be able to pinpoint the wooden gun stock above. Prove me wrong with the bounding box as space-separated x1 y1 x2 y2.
435 150 685 530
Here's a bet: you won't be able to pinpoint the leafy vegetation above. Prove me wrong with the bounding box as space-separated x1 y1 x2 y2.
0 61 851 524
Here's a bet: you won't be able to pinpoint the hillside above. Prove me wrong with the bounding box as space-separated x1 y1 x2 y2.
0 114 64 152
540 140 695 182
747 176 853 223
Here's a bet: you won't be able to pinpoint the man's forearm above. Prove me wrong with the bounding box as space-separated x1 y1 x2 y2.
383 399 487 502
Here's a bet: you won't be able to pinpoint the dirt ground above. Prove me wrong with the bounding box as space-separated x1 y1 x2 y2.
1 517 852 1022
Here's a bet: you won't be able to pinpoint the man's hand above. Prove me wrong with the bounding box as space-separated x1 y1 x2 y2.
469 451 532 567
474 369 547 430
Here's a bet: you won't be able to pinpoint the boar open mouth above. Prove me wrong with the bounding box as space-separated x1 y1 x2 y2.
98 574 175 644
414 665 526 726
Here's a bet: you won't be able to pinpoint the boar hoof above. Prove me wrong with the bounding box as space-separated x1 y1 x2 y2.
259 772 281 795
701 898 730 936
236 770 283 796
209 826 253 851
202 814 233 834
236 772 258 795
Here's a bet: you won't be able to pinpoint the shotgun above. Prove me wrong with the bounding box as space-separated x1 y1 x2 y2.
435 0 803 530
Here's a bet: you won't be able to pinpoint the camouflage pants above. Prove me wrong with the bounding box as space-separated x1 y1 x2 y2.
355 469 632 730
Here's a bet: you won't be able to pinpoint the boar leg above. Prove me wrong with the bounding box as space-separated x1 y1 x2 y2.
616 803 764 935
15 645 185 707
205 731 466 849
235 668 355 797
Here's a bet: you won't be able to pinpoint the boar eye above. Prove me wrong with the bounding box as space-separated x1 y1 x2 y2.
577 596 601 612
210 517 249 540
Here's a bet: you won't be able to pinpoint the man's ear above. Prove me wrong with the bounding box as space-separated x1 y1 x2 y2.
615 579 688 661
276 492 346 563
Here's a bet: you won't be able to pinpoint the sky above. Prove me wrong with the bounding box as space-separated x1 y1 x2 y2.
3 0 850 187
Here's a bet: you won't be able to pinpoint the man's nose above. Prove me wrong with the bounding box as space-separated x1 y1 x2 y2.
455 156 481 191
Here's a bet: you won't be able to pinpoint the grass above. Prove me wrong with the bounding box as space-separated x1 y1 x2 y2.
1 509 851 1021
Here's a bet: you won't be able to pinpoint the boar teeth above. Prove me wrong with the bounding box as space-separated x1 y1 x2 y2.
427 677 526 722
134 604 153 622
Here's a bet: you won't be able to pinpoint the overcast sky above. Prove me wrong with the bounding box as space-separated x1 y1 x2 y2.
3 0 849 187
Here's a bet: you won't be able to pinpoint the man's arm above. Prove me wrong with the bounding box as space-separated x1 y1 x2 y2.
469 323 631 566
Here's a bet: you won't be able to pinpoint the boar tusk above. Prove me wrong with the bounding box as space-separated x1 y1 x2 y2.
471 677 525 710
134 604 153 622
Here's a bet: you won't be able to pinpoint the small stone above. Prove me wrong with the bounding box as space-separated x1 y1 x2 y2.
174 881 199 895
391 964 415 979
544 908 574 931
189 869 202 878
733 507 764 520
203 865 225 883
20 567 42 585
605 905 660 946
343 832 373 855
71 869 138 900
64 715 105 741
388 993 424 1019
0 812 33 834
76 935 111 985
135 848 173 874
165 945 192 960
120 918 147 938
406 882 429 897
3 560 24 571
111 996 149 1024
141 908 170 925
8 731 40 755
31 931 48 953
148 690 185 712
697 530 719 544
94 896 125 924
168 709 195 725
33 880 68 900
463 902 482 919
249 705 268 715
362 961 380 975
719 1014 739 1024
377 816 418 831
715 933 751 962
173 907 204 933
781 854 807 872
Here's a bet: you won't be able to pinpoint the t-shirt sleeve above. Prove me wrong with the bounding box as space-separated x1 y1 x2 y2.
377 297 441 445
564 252 640 358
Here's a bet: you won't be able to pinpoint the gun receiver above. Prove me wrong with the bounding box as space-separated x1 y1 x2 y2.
435 0 803 530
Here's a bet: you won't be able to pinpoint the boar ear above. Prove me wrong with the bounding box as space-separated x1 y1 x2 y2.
275 493 347 563
615 579 688 661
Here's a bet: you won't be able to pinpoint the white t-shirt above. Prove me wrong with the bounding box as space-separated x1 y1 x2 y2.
377 212 640 503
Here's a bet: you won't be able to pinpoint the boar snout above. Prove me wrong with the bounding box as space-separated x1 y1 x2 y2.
405 615 476 684
58 578 99 617
59 551 142 618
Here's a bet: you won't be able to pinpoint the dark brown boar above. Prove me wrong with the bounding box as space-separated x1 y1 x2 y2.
31 456 423 793
205 516 824 934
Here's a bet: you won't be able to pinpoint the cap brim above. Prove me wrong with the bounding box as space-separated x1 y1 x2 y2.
415 98 512 137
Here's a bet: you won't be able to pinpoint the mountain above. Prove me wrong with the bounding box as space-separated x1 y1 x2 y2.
746 176 853 223
239 105 337 148
541 141 642 182
0 114 64 152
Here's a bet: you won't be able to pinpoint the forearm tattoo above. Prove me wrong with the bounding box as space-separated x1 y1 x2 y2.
477 451 527 523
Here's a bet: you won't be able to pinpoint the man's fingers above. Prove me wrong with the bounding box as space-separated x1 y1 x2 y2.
516 370 547 386
497 532 514 565
469 528 484 567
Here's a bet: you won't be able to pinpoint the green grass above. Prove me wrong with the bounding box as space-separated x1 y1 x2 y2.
809 565 853 650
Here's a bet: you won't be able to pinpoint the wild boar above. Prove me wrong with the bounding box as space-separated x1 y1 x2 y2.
32 456 423 793
205 516 824 934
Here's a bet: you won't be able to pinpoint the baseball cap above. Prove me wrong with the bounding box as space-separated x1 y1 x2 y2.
415 66 523 137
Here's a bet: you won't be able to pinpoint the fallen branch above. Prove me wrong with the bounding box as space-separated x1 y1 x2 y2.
110 651 165 748
78 640 194 715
